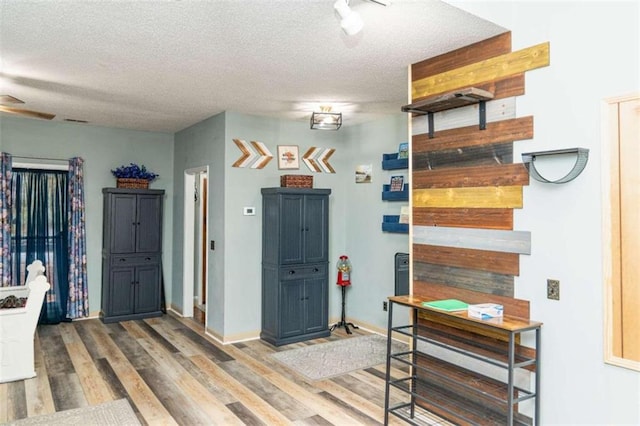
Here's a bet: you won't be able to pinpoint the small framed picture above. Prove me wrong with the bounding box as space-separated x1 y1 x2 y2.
355 164 372 183
390 175 404 191
398 142 409 159
277 145 300 170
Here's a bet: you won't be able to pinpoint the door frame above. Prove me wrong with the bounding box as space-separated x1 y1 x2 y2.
182 166 209 325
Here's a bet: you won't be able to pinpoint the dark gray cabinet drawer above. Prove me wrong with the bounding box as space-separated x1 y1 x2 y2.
111 254 161 266
279 263 327 280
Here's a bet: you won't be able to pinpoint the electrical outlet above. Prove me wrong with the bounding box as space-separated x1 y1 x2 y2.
547 279 560 300
383 301 388 311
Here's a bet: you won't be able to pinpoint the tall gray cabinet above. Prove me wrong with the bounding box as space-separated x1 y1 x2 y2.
261 187 331 346
101 188 164 323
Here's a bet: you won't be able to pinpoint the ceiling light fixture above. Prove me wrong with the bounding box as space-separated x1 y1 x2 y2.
334 0 364 36
333 0 389 36
310 106 342 130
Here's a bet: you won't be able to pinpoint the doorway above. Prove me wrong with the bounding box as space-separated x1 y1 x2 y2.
182 166 209 327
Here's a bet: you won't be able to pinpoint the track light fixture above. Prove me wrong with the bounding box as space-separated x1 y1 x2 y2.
334 0 364 36
333 0 389 36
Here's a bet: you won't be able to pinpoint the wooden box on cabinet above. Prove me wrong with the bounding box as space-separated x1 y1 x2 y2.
261 187 331 346
101 188 164 323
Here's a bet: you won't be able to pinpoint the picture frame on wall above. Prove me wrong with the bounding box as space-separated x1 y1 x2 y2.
277 145 300 170
398 142 409 159
355 164 372 183
390 175 404 191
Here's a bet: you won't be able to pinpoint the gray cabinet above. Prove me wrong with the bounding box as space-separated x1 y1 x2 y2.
101 188 164 323
261 188 331 346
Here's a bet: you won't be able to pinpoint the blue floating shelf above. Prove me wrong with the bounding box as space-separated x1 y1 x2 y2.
382 153 409 170
382 184 409 201
382 215 409 233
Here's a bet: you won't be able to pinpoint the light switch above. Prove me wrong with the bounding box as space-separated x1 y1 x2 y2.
243 207 255 216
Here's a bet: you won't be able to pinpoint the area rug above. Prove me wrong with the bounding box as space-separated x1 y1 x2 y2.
6 399 141 426
271 334 407 381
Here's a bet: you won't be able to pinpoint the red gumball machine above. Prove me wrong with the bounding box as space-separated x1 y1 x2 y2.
336 255 351 286
330 255 359 334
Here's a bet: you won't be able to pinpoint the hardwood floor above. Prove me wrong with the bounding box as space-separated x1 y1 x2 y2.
0 313 446 425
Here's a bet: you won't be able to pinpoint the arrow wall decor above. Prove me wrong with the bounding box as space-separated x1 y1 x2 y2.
303 147 336 173
232 139 273 169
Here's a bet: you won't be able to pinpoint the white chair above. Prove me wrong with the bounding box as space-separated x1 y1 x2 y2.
25 259 45 285
0 261 50 383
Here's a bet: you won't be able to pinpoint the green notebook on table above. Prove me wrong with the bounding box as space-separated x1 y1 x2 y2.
422 299 468 312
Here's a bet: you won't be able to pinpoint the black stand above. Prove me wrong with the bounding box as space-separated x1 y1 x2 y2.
329 285 359 334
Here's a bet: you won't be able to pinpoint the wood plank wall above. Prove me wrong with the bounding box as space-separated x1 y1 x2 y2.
410 32 550 319
408 31 550 423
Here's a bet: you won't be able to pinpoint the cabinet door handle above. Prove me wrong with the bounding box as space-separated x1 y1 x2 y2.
289 270 295 275
313 268 319 272
119 258 126 262
145 257 151 261
305 227 309 232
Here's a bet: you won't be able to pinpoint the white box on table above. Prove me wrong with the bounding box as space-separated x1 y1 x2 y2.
468 303 503 320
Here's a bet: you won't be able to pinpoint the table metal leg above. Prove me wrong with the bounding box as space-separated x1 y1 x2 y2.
384 300 394 425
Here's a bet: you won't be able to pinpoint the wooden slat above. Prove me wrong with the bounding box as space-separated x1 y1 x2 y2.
478 74 526 101
413 207 513 230
413 186 523 209
412 32 512 81
413 163 529 189
413 225 531 255
412 42 550 100
413 244 520 276
413 261 514 297
413 116 533 154
412 280 530 319
413 142 513 170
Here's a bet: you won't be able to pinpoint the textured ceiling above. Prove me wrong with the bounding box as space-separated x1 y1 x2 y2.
0 0 505 133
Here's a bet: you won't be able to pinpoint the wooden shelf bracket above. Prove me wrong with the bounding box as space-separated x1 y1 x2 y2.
521 147 589 184
401 87 494 139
